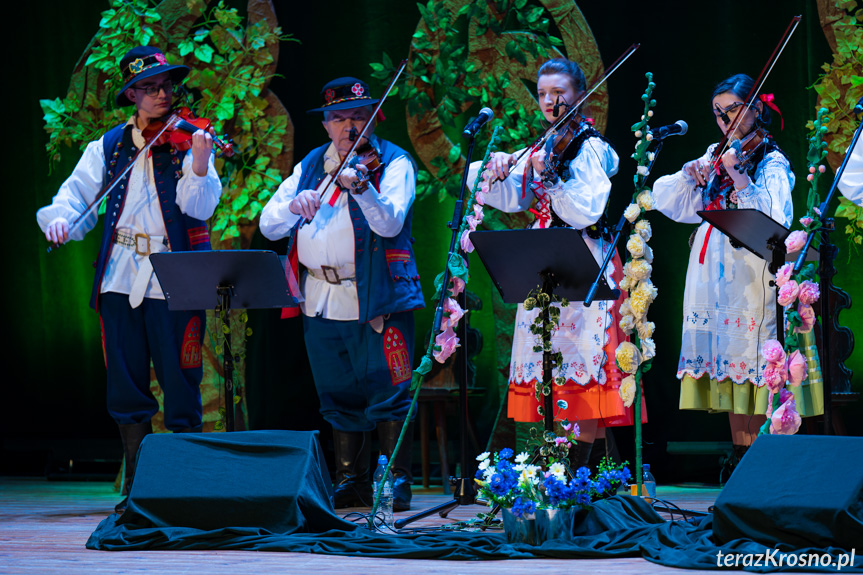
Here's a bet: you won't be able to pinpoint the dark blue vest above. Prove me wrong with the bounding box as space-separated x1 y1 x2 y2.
286 139 424 323
91 124 212 310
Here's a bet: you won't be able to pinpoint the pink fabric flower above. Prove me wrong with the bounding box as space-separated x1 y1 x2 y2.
449 276 465 298
761 340 786 364
784 230 807 254
795 303 816 334
443 297 465 330
433 325 460 363
777 280 799 307
768 389 801 435
799 216 813 227
474 190 486 206
785 350 807 387
775 263 792 287
460 229 475 253
473 203 484 223
797 280 820 305
762 363 787 393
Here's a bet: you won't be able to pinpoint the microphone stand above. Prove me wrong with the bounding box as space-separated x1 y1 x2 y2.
792 109 863 436
393 126 481 529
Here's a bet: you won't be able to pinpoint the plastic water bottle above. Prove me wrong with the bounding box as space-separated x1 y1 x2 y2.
373 455 394 525
642 463 657 502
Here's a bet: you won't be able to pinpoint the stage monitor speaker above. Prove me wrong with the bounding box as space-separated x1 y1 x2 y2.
123 430 351 534
712 434 863 550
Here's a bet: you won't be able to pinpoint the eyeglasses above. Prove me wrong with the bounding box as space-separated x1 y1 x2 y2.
134 81 174 97
713 101 747 126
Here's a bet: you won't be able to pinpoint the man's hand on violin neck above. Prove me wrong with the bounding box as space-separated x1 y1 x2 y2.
190 129 214 177
337 165 369 192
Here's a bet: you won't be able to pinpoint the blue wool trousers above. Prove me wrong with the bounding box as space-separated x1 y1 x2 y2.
303 312 415 432
99 292 204 431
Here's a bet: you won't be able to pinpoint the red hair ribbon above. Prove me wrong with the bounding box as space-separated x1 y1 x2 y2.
759 93 783 131
376 109 386 123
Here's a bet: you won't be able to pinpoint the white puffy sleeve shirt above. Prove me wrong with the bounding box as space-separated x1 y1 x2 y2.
467 136 619 229
652 144 794 227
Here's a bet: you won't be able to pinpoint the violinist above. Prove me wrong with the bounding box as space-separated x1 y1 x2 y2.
470 58 638 471
652 74 814 467
36 46 222 512
260 77 423 512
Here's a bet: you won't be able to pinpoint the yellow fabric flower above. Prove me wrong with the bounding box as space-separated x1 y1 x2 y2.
615 341 642 374
626 234 645 258
641 337 656 360
635 219 652 241
624 203 641 223
619 375 636 407
637 189 655 211
636 320 655 340
619 313 636 335
624 258 652 281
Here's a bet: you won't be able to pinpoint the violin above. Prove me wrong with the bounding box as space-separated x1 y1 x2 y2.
345 140 384 190
538 111 586 182
142 107 235 157
46 107 234 253
727 126 768 174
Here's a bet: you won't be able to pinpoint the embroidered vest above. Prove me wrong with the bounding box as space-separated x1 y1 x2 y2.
284 139 424 323
90 124 212 310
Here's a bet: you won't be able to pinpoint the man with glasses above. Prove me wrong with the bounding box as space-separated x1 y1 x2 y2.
37 46 222 513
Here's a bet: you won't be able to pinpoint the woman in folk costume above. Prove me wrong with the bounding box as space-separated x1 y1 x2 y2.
652 73 822 464
472 58 644 468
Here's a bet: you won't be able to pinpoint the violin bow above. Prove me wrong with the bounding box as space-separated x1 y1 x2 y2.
711 15 802 169
47 117 179 253
313 59 409 205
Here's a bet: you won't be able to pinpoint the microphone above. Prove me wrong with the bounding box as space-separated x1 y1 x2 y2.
854 96 863 115
650 120 688 140
553 96 567 118
462 107 494 137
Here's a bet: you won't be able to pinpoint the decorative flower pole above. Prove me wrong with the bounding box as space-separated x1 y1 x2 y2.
367 127 501 528
616 73 660 494
758 108 830 436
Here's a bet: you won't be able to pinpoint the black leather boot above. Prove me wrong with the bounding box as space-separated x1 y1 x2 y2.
332 429 373 508
377 420 413 511
115 420 153 513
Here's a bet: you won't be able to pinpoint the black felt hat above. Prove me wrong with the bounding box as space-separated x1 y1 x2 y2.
115 46 190 107
307 77 380 113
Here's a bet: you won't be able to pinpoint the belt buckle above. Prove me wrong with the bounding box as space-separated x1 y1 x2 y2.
320 265 341 285
134 233 151 257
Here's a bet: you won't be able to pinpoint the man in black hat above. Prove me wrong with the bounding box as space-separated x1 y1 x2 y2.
37 46 223 512
260 77 423 511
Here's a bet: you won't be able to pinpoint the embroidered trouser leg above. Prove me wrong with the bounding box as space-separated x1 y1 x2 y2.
100 292 204 431
303 312 415 432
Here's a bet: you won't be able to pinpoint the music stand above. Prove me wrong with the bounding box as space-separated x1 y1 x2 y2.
151 250 301 431
697 208 817 344
470 228 617 431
